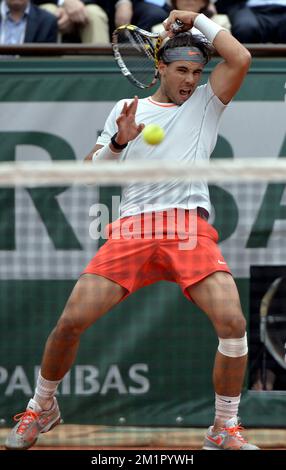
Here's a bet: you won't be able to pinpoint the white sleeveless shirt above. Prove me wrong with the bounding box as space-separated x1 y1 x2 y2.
96 81 227 218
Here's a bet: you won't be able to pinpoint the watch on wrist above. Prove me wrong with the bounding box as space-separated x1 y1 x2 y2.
110 132 128 150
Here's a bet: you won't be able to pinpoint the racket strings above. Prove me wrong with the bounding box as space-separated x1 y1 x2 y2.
115 29 158 88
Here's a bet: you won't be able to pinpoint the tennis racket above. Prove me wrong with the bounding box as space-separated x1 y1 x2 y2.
112 21 183 89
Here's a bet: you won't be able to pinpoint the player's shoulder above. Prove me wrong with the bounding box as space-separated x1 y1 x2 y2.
184 81 217 106
193 81 210 99
195 80 226 103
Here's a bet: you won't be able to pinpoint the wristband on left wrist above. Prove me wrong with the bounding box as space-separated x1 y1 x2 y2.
111 132 128 150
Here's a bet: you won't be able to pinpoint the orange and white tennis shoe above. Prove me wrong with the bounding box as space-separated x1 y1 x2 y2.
5 397 60 450
203 416 260 450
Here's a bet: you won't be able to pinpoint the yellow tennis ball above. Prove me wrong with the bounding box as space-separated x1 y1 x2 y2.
142 124 165 145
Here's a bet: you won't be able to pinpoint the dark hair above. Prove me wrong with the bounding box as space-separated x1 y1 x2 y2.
157 32 213 65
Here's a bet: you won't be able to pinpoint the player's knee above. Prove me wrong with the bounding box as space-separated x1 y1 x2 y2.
218 332 248 358
229 314 246 336
54 316 84 342
216 313 246 338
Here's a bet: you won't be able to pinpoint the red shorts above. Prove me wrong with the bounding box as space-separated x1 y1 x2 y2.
83 209 231 301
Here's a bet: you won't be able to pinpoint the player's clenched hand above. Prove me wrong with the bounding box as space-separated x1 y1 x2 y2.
116 96 145 145
164 10 199 37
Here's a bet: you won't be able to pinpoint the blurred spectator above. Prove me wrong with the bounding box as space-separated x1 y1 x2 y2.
215 1 286 43
114 0 132 27
152 0 230 34
0 0 57 43
214 0 236 14
102 0 170 36
132 0 171 31
250 353 286 391
85 0 133 42
33 0 109 43
170 1 231 29
172 0 211 16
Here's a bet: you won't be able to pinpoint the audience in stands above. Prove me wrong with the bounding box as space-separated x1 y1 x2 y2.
98 0 132 37
151 0 230 34
113 0 133 27
132 0 171 31
2 0 285 45
169 1 230 30
100 0 171 38
0 0 57 43
172 0 211 16
106 0 171 33
215 1 286 43
33 0 109 43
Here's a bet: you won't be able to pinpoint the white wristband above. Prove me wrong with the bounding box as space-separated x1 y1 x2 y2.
194 14 225 44
92 144 120 162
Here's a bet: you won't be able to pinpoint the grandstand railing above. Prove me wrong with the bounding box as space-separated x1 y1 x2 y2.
0 44 285 57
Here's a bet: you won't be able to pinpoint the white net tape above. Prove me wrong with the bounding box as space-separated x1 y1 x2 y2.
0 158 285 186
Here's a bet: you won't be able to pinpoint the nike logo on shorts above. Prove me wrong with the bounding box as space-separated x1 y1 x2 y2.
217 260 226 265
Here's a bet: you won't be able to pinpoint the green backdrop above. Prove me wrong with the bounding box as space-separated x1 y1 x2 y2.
0 57 285 427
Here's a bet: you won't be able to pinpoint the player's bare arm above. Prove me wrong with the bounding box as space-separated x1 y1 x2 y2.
84 97 145 161
164 10 251 105
210 32 251 105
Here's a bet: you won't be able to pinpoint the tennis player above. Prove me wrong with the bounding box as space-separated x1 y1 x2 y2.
6 9 259 450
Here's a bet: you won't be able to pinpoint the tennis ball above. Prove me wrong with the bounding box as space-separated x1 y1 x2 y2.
142 124 165 145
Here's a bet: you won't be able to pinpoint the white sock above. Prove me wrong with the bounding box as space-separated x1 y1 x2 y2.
215 393 241 422
33 372 61 410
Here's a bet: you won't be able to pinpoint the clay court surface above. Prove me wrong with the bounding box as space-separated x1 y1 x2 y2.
1 425 286 450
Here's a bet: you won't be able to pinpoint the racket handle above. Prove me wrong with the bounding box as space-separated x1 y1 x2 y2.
160 19 184 39
171 19 184 32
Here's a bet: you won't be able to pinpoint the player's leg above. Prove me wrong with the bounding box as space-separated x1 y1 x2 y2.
187 272 259 450
188 272 246 395
40 273 126 383
5 273 126 450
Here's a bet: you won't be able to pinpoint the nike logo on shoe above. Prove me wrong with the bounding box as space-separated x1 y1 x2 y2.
207 435 224 446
